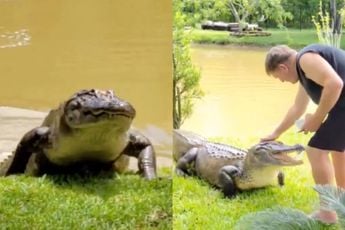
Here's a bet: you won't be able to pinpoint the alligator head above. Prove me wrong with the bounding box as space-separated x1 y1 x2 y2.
63 89 136 131
246 141 304 167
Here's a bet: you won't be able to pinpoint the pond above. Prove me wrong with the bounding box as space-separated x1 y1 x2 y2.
0 0 172 160
182 44 315 140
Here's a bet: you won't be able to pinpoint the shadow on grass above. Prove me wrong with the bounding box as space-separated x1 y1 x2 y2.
44 168 172 200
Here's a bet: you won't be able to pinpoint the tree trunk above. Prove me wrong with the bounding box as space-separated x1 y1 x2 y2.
173 53 180 129
330 0 342 34
228 0 241 23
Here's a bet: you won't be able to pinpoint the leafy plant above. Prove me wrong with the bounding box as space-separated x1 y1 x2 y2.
173 0 204 129
234 184 345 230
234 207 324 230
315 184 345 228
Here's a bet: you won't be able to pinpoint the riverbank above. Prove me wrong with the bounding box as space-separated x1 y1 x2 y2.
190 28 345 49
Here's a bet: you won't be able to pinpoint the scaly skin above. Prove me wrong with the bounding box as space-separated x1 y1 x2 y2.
0 89 156 179
174 129 304 197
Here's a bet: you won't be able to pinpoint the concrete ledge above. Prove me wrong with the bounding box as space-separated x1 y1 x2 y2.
0 106 172 169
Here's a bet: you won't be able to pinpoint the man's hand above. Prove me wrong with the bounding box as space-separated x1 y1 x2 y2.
260 132 279 142
300 113 323 133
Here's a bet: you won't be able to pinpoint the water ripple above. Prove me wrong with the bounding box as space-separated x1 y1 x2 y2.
0 28 31 48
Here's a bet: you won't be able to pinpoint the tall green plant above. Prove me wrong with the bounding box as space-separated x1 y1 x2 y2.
173 0 204 129
312 0 345 48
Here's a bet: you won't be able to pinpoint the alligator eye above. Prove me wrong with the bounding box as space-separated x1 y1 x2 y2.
72 110 80 118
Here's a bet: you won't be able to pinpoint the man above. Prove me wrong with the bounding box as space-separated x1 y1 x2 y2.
262 44 345 224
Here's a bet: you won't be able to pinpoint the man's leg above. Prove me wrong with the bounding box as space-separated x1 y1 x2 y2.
331 151 345 188
307 146 337 223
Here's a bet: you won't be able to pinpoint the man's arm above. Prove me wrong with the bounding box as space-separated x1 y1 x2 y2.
261 84 309 141
299 52 344 132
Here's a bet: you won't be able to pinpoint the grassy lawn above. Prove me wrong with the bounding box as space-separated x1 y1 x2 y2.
190 28 345 49
0 168 172 229
173 131 340 229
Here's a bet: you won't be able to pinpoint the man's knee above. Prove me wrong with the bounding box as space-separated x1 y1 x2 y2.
306 146 329 161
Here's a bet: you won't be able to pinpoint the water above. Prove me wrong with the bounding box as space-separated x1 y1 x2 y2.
182 44 315 139
0 0 172 159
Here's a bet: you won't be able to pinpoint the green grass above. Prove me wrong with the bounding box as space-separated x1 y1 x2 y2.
0 168 172 229
190 28 345 49
173 131 340 229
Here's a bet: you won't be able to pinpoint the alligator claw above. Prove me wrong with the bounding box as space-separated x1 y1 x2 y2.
175 168 189 177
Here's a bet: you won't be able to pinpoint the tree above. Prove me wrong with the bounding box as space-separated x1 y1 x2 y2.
227 0 293 30
180 0 232 27
176 0 293 29
173 0 204 129
282 0 324 29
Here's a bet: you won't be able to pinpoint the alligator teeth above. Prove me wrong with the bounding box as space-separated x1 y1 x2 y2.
272 149 304 165
292 150 305 161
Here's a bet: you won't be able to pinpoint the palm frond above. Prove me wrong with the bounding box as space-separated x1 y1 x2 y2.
234 207 323 230
314 184 345 227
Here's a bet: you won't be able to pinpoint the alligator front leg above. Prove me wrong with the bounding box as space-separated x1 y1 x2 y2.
2 127 50 176
175 147 198 176
137 144 156 180
123 131 156 180
218 165 241 198
278 171 285 186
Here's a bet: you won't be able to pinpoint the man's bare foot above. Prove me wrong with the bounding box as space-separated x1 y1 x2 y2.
309 210 337 224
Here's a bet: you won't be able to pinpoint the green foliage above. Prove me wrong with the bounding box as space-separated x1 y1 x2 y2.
173 0 204 129
228 0 292 28
178 0 232 27
282 0 326 29
173 131 340 229
177 0 292 29
260 0 293 27
176 0 345 30
0 170 172 229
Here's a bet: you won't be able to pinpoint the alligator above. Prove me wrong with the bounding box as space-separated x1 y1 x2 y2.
173 129 304 197
0 89 156 179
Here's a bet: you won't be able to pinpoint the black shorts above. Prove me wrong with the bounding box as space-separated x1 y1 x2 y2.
309 107 345 152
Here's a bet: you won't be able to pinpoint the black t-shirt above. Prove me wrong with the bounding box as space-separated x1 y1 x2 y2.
296 43 345 109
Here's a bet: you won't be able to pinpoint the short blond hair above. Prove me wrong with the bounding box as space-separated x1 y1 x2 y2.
265 45 297 75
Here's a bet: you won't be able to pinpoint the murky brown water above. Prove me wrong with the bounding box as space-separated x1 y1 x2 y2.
182 44 315 139
0 0 172 158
